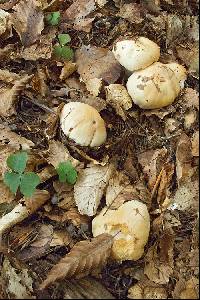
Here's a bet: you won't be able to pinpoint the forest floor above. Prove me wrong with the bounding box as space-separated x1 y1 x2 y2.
0 0 199 299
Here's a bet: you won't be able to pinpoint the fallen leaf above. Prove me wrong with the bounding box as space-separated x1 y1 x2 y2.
60 61 77 81
23 189 50 214
173 277 199 299
0 9 11 37
138 148 168 190
64 277 115 299
0 181 15 204
1 258 34 299
0 74 31 117
0 0 19 10
74 164 114 216
31 224 53 248
50 230 71 247
40 233 113 289
46 140 81 169
11 0 44 46
176 43 199 76
144 228 174 284
181 88 199 111
118 3 145 24
62 0 96 33
176 133 193 185
191 131 199 157
76 45 121 96
0 125 34 150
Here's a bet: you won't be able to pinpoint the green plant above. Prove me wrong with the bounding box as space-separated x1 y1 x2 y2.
46 11 61 26
56 161 78 185
54 33 74 61
4 152 40 198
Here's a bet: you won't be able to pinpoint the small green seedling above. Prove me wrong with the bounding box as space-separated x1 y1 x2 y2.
4 152 40 198
46 11 61 26
56 161 77 185
53 33 74 61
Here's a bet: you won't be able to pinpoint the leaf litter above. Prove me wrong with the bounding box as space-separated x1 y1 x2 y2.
0 0 199 299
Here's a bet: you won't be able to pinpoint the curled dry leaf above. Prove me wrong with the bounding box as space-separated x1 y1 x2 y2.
0 74 31 117
191 131 199 157
1 258 34 299
11 0 44 47
76 45 121 96
138 148 168 190
0 124 34 150
62 0 96 33
40 233 113 289
0 9 11 37
74 164 114 216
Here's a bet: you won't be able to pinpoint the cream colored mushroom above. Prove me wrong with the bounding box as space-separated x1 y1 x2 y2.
92 200 150 261
126 62 187 109
112 37 160 71
60 102 107 147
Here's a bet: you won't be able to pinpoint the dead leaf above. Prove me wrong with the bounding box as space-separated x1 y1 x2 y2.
173 277 199 299
0 145 15 178
50 230 71 247
0 9 11 37
128 279 168 299
60 61 77 81
176 133 193 185
181 88 199 111
46 140 81 169
0 74 31 117
176 43 199 76
64 277 115 299
62 0 96 33
166 14 183 46
0 125 34 150
144 228 174 284
74 164 114 216
23 189 50 214
0 1 19 10
11 0 44 46
138 148 168 190
1 258 34 299
40 233 113 289
76 45 121 96
191 131 199 157
0 181 15 204
118 3 145 24
31 224 53 248
157 162 175 205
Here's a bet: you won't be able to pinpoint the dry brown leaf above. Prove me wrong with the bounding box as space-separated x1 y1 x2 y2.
11 0 44 46
0 181 15 204
173 277 199 299
0 9 11 37
0 145 15 178
118 3 145 24
144 228 174 284
60 61 77 81
62 0 96 33
64 277 115 299
0 74 31 117
156 162 175 205
31 224 53 248
50 230 72 248
0 125 34 150
76 45 121 96
74 164 114 216
181 88 199 111
176 43 199 76
46 140 81 169
138 148 168 190
176 133 193 185
40 233 113 289
0 1 19 10
191 131 199 157
23 189 50 214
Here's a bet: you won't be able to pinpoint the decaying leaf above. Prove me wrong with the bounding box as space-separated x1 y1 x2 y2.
0 180 15 204
11 0 44 46
0 74 31 117
1 258 34 299
0 125 34 150
173 277 199 299
0 9 11 37
118 3 145 24
62 0 96 33
138 148 168 190
74 163 114 216
76 45 121 96
46 140 81 169
40 233 113 289
64 277 115 299
176 133 193 185
191 131 199 157
144 228 174 284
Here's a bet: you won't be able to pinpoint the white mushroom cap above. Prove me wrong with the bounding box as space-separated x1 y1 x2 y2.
112 37 160 72
126 62 187 109
92 200 150 261
60 102 107 147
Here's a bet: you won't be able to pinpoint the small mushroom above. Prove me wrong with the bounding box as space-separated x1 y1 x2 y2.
60 102 107 147
126 62 187 109
92 200 150 261
112 37 160 72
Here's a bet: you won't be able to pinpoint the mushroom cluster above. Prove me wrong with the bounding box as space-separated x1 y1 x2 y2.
113 37 187 110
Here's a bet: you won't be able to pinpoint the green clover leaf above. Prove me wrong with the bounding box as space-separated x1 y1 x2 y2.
58 34 71 46
46 11 61 26
57 161 77 185
7 152 28 174
4 172 21 194
20 172 40 198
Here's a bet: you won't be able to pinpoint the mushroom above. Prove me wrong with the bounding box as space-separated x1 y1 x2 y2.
126 62 187 109
112 37 160 72
92 200 150 261
60 102 107 147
